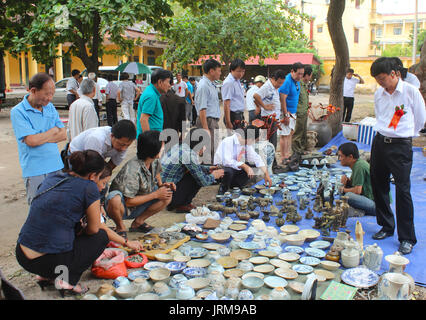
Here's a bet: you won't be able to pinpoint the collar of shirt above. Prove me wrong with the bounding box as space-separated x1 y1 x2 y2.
80 95 95 105
22 94 51 113
150 83 161 97
202 75 216 87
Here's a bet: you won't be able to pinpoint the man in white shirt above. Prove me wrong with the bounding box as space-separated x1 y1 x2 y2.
66 69 80 108
88 72 103 122
246 75 266 123
214 125 272 195
117 72 140 125
391 57 421 89
369 57 426 255
67 79 99 140
173 72 194 123
342 68 364 122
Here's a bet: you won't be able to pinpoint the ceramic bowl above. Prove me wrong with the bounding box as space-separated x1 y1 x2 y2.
283 234 305 246
186 277 210 290
264 276 288 289
242 276 264 292
314 269 335 280
211 232 231 243
274 268 298 280
223 268 244 278
82 293 98 300
128 269 150 281
300 256 321 267
269 258 291 269
320 260 341 271
237 260 254 272
255 184 266 191
186 258 211 268
230 249 252 261
152 281 172 298
183 267 207 279
134 293 159 300
165 261 187 274
288 281 305 294
112 276 130 288
278 252 300 262
253 264 275 274
155 253 173 262
292 264 314 275
176 284 195 300
242 188 256 196
249 256 269 265
217 256 238 269
169 274 188 289
133 278 152 293
149 267 171 282
259 250 278 258
115 283 139 299
174 255 191 263
207 262 225 274
280 225 300 234
144 261 166 271
242 272 265 280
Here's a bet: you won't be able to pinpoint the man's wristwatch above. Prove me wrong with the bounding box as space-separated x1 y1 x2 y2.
284 113 290 118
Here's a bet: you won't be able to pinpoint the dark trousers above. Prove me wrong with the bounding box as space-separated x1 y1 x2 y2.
169 172 202 207
92 99 100 125
221 167 249 190
191 106 197 125
15 230 109 286
342 97 355 122
292 112 308 154
106 99 118 127
67 94 77 108
370 133 416 245
224 111 245 129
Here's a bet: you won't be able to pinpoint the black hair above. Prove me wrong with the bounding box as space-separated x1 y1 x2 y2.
99 162 112 179
390 57 408 79
202 58 222 74
68 150 105 176
151 68 173 84
71 69 80 77
29 73 53 90
290 62 304 72
230 58 246 71
107 74 114 82
121 72 130 80
338 142 359 159
189 77 195 82
182 75 189 80
304 65 313 76
183 128 204 150
370 57 396 77
235 125 260 142
271 69 286 80
137 130 163 160
347 68 355 74
111 120 136 141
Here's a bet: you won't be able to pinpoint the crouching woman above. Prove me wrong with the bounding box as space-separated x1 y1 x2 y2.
15 150 142 297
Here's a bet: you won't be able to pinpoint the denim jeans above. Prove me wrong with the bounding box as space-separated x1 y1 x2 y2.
345 192 376 216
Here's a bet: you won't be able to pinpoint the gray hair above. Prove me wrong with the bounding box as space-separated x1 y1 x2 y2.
88 72 96 80
80 78 96 95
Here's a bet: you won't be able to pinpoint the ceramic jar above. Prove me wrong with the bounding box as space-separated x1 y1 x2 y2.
377 273 410 300
307 121 332 147
270 287 291 300
341 243 360 268
385 254 409 274
363 243 383 271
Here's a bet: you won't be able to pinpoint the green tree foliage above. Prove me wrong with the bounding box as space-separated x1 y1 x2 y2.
160 0 308 68
382 44 412 57
10 0 222 73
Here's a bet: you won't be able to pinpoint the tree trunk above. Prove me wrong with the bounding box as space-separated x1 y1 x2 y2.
327 0 350 136
417 37 426 103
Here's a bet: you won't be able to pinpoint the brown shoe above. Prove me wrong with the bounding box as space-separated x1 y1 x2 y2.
175 204 194 213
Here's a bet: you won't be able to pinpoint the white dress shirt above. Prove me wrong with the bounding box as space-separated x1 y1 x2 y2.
404 72 421 89
67 95 99 140
221 73 246 112
214 134 265 170
343 77 360 98
374 79 426 138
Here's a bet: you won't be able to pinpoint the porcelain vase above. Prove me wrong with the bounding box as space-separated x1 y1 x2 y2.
377 272 410 300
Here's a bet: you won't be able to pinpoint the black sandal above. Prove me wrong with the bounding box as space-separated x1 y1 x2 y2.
129 223 153 233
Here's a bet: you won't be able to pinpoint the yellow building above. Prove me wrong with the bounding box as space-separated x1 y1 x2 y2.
290 0 423 92
3 28 168 90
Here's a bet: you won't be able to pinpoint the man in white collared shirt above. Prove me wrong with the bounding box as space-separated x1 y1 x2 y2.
68 78 99 140
214 125 272 195
369 57 426 255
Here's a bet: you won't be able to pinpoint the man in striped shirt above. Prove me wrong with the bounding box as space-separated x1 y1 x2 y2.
161 128 224 213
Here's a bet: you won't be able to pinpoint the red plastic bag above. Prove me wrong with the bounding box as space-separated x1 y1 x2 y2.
91 249 128 279
124 253 148 269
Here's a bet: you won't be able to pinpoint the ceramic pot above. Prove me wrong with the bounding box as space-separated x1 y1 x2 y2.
341 245 360 268
363 243 383 271
377 273 410 300
385 254 409 274
307 120 332 147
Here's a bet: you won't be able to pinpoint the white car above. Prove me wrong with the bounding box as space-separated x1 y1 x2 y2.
52 77 108 108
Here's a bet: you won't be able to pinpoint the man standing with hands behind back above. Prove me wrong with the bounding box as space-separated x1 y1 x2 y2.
369 57 426 255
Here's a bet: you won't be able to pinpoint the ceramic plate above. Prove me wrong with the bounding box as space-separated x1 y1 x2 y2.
280 225 300 234
230 249 252 261
278 252 300 262
309 240 331 249
238 241 261 250
229 224 247 231
253 264 275 274
144 261 166 271
165 261 187 274
305 247 326 258
187 247 208 258
292 264 314 274
298 229 320 241
224 268 244 278
249 256 270 265
264 276 288 289
299 256 321 267
314 269 335 280
242 272 265 280
284 246 304 254
341 267 379 289
202 243 225 251
128 269 150 281
270 258 291 269
186 277 210 290
274 267 298 280
258 250 278 258
186 258 211 268
288 281 305 294
217 256 239 269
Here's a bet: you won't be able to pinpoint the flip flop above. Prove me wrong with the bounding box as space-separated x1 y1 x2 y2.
116 230 128 239
129 223 153 233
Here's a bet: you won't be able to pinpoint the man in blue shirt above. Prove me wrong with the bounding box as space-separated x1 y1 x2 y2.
183 75 194 123
137 68 173 136
278 62 304 165
10 72 67 204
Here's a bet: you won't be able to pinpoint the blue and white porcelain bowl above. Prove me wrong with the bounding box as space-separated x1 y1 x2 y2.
238 289 254 300
165 261 187 274
112 276 130 288
183 267 207 279
128 269 150 281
